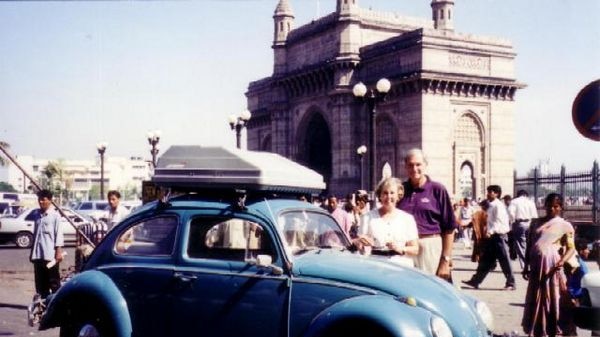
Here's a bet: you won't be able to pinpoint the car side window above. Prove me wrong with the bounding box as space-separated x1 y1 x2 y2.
96 202 108 210
115 216 178 256
187 217 274 261
25 211 37 221
79 202 93 210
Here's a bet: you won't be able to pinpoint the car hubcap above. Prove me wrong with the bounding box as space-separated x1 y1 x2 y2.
17 235 30 247
78 324 100 337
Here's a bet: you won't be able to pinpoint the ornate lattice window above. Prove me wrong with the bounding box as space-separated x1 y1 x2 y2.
377 116 395 146
455 114 482 145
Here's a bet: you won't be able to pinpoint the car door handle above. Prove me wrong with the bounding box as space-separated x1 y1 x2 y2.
173 272 198 283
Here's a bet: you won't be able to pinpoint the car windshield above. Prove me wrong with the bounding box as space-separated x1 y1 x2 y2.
95 202 109 210
277 210 349 255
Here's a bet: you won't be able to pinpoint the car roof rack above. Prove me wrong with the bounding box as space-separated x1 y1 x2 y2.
151 146 326 198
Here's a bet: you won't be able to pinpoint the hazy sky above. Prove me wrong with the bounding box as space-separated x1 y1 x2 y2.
0 0 598 176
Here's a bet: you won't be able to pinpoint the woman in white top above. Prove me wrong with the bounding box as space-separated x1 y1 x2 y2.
354 177 419 267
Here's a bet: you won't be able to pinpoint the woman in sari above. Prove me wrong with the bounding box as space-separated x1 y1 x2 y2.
521 193 575 337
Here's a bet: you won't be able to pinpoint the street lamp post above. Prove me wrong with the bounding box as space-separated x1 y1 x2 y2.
228 110 252 149
353 78 391 193
147 130 162 168
356 145 367 190
96 142 107 199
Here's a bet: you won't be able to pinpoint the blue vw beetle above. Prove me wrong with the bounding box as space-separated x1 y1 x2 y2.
36 146 494 337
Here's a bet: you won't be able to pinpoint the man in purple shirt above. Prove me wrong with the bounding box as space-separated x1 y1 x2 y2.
398 149 457 282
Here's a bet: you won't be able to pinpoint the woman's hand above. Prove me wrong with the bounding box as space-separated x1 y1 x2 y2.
352 236 373 253
386 242 409 255
357 236 373 246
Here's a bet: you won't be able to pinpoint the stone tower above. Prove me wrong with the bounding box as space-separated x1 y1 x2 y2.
336 0 358 14
246 1 523 199
431 0 455 31
273 0 294 74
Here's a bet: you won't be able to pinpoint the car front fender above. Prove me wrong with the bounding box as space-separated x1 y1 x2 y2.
303 294 434 337
39 270 132 337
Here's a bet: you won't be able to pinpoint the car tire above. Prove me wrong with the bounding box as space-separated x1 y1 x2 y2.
15 231 33 248
59 308 115 337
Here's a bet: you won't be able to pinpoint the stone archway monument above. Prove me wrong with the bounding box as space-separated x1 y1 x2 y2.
246 0 523 197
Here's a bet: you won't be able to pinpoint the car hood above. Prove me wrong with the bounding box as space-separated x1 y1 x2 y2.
292 250 488 336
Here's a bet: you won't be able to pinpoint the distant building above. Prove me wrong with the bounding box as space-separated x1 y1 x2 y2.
246 0 524 199
1 154 150 201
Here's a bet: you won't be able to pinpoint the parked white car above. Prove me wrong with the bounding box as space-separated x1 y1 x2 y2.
73 200 109 220
0 207 89 248
574 270 600 332
0 200 19 217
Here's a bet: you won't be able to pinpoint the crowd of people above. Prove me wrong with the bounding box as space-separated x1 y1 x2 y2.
310 149 593 337
28 147 593 337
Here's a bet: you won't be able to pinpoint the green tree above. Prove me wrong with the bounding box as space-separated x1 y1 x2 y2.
89 185 101 200
0 182 17 192
121 183 141 200
40 160 71 205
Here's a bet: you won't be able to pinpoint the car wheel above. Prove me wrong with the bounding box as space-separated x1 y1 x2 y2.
15 231 33 248
59 310 115 337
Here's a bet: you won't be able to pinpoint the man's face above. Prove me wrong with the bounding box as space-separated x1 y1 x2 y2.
580 247 590 260
486 190 498 201
327 197 338 212
404 154 426 183
38 197 52 212
108 195 120 209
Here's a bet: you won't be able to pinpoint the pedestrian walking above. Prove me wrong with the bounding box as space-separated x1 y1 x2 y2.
521 193 575 337
471 200 490 263
398 148 457 281
462 185 516 290
459 197 474 249
508 190 538 269
29 189 64 299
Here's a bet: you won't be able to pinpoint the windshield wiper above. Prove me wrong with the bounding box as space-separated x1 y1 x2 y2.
292 246 319 255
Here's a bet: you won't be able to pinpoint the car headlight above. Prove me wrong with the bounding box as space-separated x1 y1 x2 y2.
475 300 494 331
431 316 453 337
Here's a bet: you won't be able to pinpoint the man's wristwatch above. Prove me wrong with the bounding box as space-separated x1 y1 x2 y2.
441 255 451 263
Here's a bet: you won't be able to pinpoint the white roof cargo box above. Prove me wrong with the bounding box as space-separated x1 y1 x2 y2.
152 146 326 195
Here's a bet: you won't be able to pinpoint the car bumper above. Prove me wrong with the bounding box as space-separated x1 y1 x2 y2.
573 305 600 330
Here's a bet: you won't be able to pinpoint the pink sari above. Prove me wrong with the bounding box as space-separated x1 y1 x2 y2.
521 217 573 337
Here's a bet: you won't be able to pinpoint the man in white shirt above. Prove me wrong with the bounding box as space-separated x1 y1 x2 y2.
508 190 538 268
462 185 516 290
459 197 474 248
105 190 130 231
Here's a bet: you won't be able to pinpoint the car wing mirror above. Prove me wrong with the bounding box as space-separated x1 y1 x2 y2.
251 254 283 276
256 254 272 267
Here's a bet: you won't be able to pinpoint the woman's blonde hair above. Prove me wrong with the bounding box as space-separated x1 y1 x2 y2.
375 177 404 200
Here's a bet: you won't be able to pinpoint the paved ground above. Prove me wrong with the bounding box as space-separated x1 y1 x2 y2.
0 245 596 336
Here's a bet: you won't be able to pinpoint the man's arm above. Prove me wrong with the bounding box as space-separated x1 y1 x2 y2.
436 187 457 280
436 229 454 278
53 214 65 262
